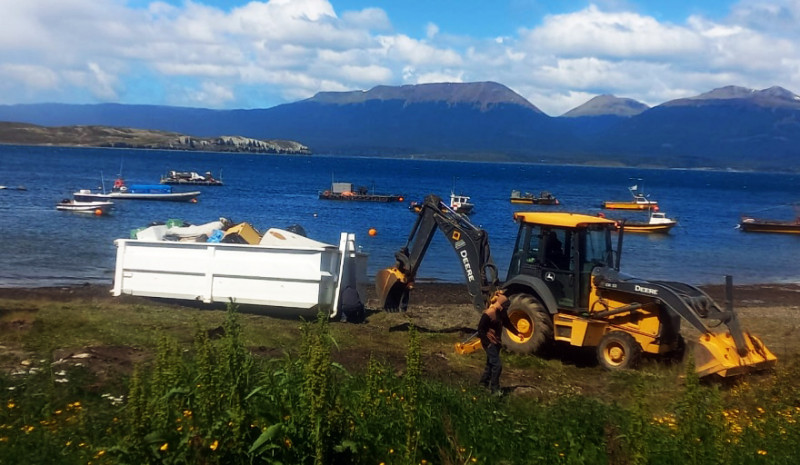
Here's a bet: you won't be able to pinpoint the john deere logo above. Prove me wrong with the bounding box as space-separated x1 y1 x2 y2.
635 285 659 295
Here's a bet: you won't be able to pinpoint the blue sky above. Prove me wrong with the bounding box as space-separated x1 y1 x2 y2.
2 0 798 115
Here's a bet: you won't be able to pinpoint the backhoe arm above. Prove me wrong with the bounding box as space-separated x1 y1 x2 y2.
376 194 499 312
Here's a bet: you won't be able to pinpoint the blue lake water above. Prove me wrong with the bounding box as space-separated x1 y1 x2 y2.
1 145 799 288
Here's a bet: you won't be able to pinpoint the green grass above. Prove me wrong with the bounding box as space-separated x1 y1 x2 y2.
2 298 800 464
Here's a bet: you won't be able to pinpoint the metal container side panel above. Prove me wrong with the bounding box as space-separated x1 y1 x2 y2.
113 271 332 310
210 246 333 280
113 240 340 308
115 240 334 280
115 271 215 302
211 275 335 310
115 241 217 274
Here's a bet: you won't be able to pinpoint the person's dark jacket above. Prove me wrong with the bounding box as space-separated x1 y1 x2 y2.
477 307 516 348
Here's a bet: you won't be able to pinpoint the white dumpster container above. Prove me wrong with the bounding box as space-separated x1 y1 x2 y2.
112 230 367 318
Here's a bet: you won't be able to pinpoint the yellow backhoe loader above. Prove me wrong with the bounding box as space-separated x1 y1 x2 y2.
376 195 776 378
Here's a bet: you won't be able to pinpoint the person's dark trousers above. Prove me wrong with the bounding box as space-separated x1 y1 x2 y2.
479 344 502 392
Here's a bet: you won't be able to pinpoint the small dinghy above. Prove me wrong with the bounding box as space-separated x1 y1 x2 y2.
56 199 114 215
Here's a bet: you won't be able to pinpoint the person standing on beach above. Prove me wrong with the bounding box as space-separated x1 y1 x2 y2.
477 290 522 394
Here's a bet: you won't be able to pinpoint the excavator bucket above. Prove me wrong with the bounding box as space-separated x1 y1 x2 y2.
694 330 777 378
375 267 410 311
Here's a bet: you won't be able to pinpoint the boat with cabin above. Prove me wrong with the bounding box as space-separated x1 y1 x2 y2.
510 190 559 205
160 170 223 186
74 177 201 202
449 191 474 214
619 211 677 234
603 181 658 210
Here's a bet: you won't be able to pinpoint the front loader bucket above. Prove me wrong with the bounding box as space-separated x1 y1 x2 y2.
694 331 777 378
375 267 410 311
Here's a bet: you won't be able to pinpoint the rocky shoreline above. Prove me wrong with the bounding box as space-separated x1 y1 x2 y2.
0 122 311 154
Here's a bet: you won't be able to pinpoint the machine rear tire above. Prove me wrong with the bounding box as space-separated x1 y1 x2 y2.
504 294 553 355
597 331 642 370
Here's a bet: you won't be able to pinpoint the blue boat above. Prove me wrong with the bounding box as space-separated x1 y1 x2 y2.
73 177 200 202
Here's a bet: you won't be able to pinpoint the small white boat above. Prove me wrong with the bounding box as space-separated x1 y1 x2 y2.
56 199 114 215
618 211 677 234
450 191 474 214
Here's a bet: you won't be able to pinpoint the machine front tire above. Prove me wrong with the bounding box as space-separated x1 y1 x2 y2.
504 294 553 355
597 331 642 370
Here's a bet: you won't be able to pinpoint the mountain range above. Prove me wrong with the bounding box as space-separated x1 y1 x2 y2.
1 81 799 171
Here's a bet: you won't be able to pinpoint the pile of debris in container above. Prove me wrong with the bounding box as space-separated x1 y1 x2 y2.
130 218 308 245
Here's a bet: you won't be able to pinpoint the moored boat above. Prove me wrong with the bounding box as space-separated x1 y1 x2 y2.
738 216 800 234
160 170 223 186
603 182 658 210
56 199 114 215
74 177 201 202
620 211 677 234
450 191 474 214
318 182 404 202
510 190 559 205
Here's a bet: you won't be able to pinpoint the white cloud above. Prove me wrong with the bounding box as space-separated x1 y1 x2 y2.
341 7 391 31
520 5 703 58
86 62 119 100
1 0 800 114
426 22 439 39
416 70 464 84
190 81 235 107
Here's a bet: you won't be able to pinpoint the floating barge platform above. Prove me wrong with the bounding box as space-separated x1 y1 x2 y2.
319 182 404 202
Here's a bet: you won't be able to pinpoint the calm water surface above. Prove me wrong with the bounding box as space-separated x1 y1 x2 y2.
1 145 798 288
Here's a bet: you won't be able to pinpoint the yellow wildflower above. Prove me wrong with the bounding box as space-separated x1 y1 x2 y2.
210 440 219 451
758 450 768 456
160 442 169 451
6 402 15 409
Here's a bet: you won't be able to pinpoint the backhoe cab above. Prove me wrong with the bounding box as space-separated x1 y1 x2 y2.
378 202 776 378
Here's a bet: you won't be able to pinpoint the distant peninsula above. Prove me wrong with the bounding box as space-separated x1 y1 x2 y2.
0 122 311 155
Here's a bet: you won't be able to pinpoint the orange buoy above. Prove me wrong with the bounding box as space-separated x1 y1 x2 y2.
368 228 377 236
94 209 103 216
